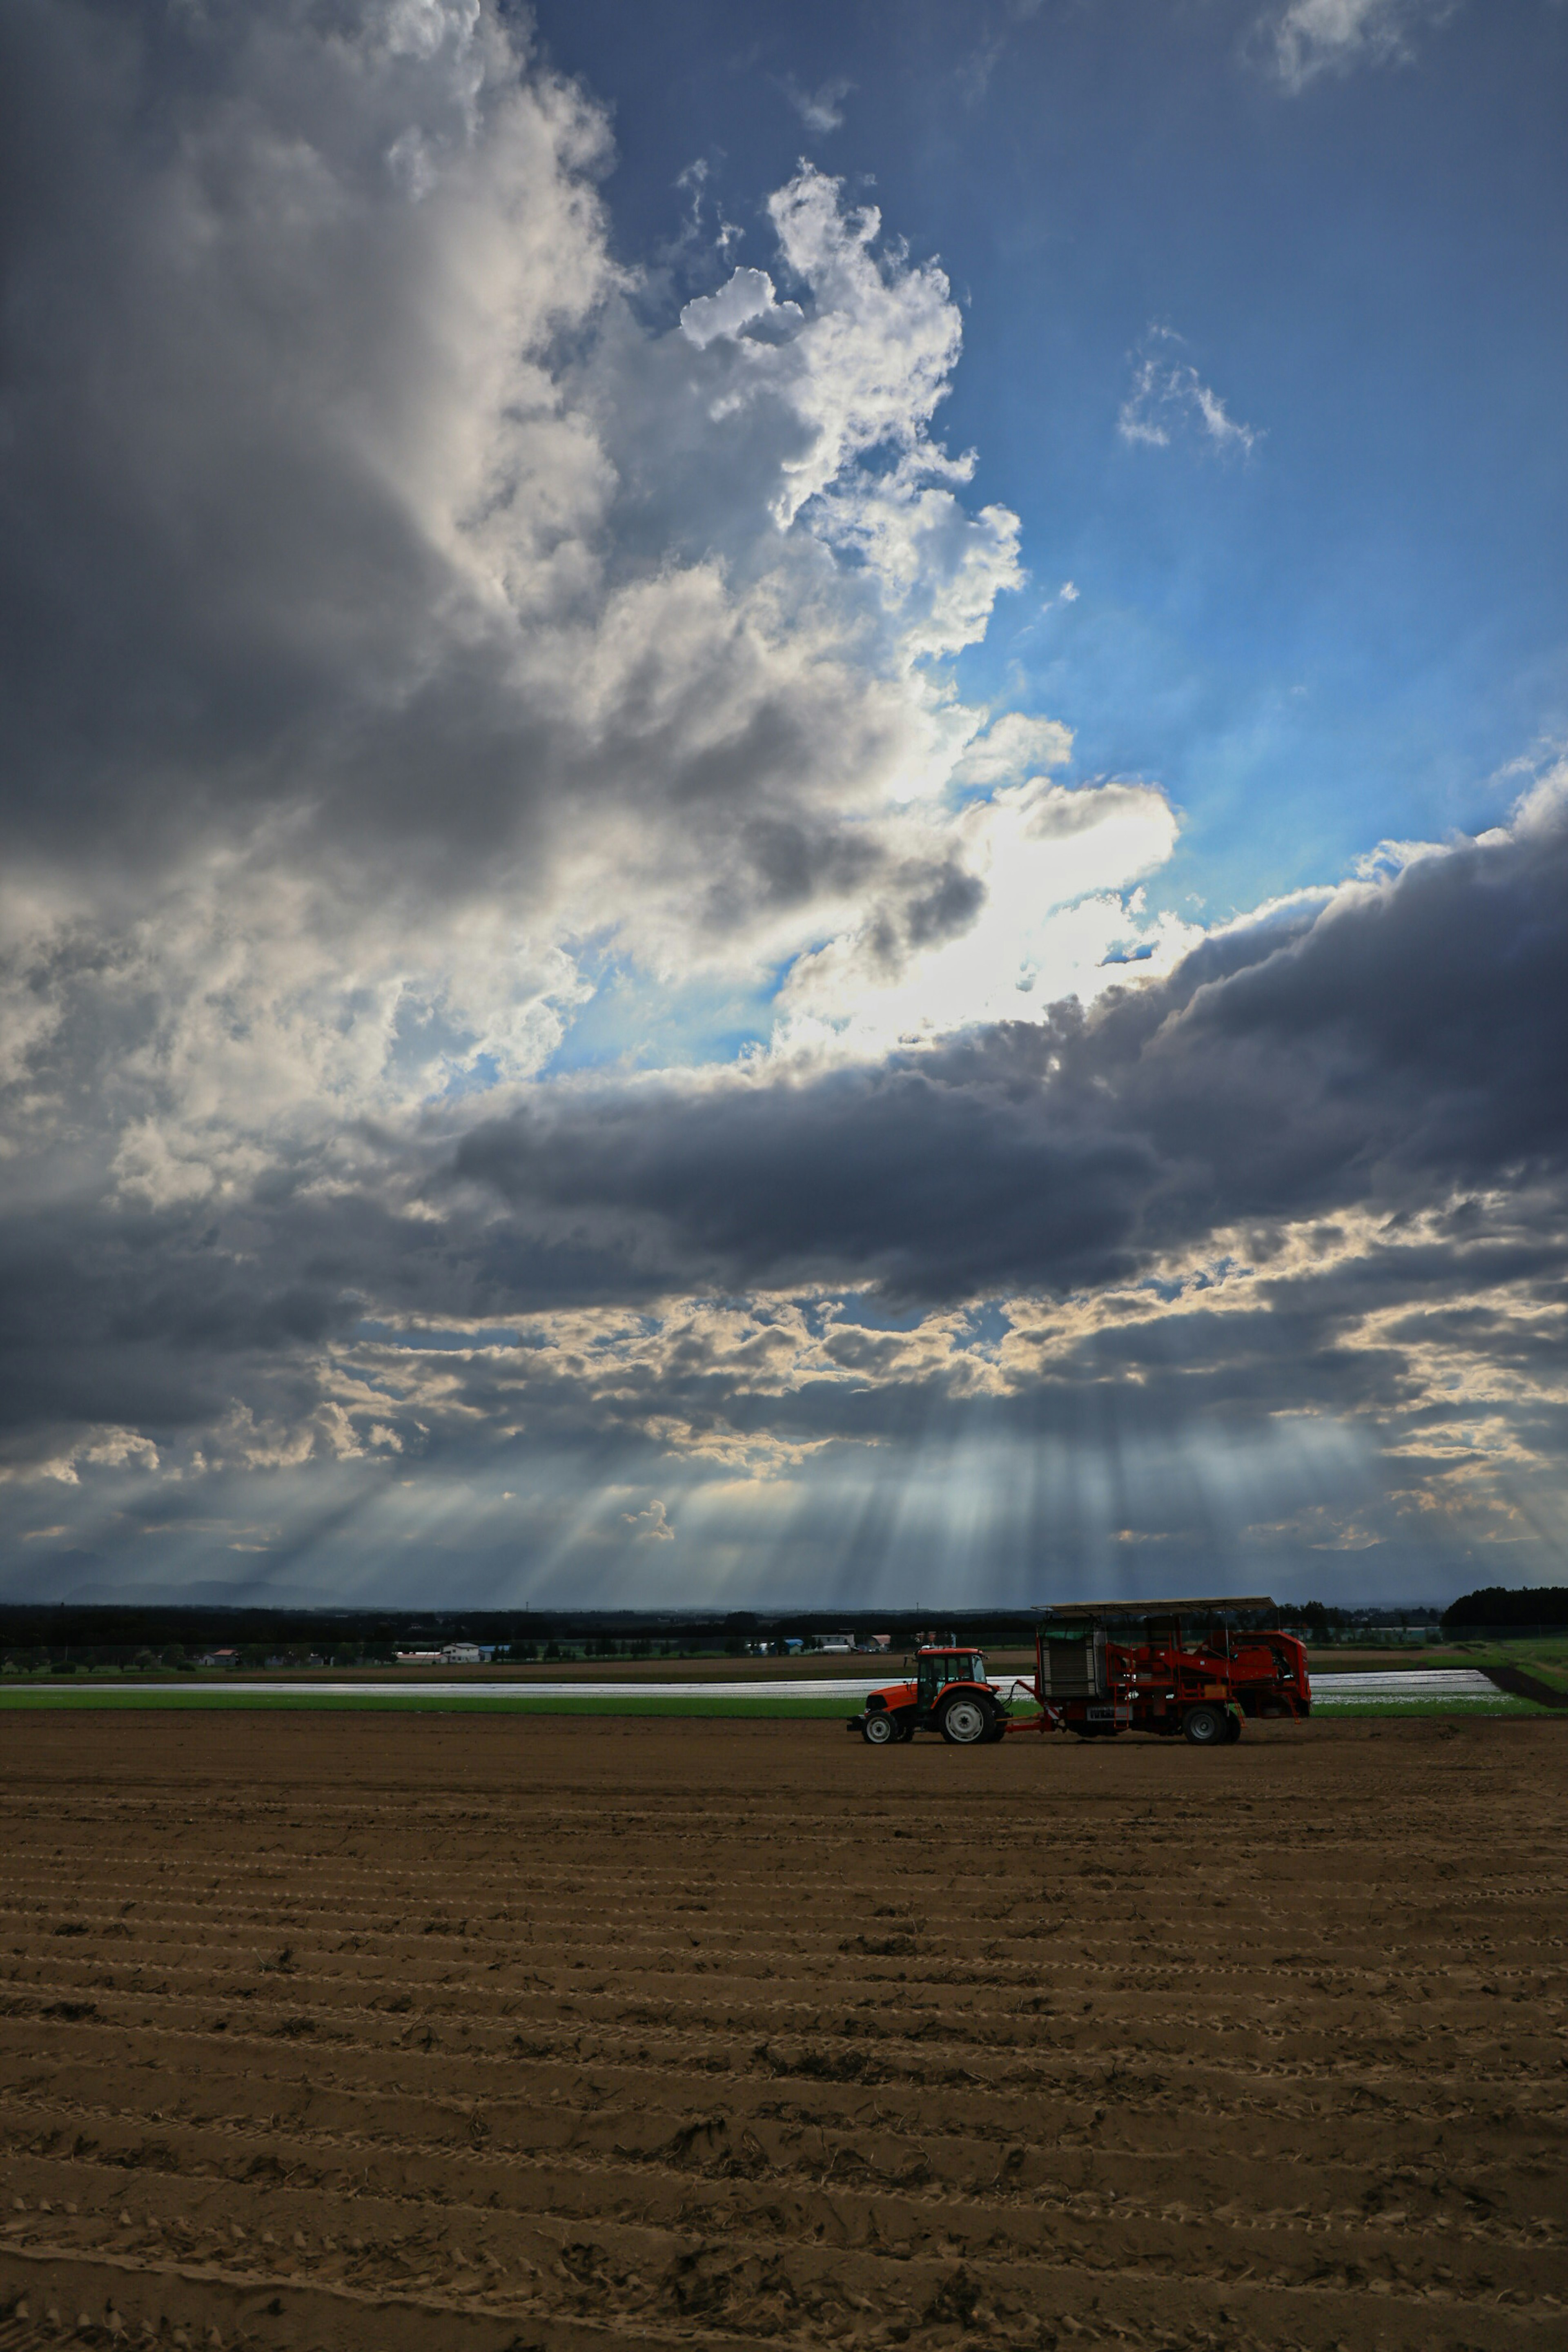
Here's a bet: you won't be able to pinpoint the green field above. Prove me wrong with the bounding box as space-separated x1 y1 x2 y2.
0 1686 862 1718
1422 1638 1568 1693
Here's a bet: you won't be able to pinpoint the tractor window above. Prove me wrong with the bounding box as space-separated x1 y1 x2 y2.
947 1653 981 1684
917 1652 984 1699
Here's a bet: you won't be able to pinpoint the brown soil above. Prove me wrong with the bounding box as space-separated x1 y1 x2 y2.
1 1714 1562 2351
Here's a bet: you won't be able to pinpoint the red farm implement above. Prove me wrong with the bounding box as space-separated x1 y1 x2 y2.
847 1599 1311 1748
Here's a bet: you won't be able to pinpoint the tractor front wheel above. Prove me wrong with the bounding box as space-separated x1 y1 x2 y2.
861 1711 898 1746
938 1694 992 1746
1182 1703 1226 1746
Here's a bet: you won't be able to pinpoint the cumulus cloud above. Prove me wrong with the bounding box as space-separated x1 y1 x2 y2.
623 1499 675 1541
1119 330 1261 455
678 267 797 349
0 6 1074 1221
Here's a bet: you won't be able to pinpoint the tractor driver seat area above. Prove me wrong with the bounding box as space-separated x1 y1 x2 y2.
918 1654 981 1706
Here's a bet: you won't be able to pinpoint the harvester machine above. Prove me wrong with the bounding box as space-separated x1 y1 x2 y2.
848 1599 1310 1748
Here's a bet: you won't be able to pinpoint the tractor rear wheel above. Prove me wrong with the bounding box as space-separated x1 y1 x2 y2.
861 1711 898 1746
1182 1703 1225 1746
938 1694 991 1745
1223 1711 1243 1743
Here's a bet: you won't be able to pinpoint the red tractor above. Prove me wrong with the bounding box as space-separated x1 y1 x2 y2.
848 1644 1008 1744
849 1600 1310 1748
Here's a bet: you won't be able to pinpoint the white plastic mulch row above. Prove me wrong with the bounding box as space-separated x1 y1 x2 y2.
1310 1669 1501 1701
30 1669 1506 1701
30 1677 891 1700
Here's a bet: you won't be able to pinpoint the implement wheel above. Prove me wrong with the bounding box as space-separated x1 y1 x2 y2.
1182 1703 1225 1746
862 1711 898 1746
938 1694 991 1746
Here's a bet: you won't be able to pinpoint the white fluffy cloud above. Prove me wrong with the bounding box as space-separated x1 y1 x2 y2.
679 266 797 348
774 777 1194 1058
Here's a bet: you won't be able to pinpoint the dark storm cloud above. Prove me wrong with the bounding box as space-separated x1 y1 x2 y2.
454 786 1568 1298
1 775 1562 1492
0 1179 670 1472
0 0 599 882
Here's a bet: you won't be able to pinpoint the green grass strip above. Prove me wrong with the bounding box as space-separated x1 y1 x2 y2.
0 1687 863 1717
0 1687 1548 1721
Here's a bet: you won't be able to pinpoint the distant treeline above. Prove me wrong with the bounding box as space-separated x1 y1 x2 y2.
1441 1586 1568 1630
0 1597 1448 1663
0 1604 1034 1659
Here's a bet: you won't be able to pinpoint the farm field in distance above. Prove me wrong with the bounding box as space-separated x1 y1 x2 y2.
0 1713 1564 2351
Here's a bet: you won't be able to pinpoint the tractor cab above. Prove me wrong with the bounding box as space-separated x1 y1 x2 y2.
916 1648 986 1707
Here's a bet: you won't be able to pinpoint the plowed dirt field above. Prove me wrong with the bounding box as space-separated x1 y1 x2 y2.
1 1713 1562 2351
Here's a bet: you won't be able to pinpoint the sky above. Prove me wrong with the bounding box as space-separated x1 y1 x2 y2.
0 0 1564 1610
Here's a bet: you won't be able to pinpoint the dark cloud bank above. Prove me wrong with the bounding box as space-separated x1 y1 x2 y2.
457 794 1568 1301
5 787 1566 1577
